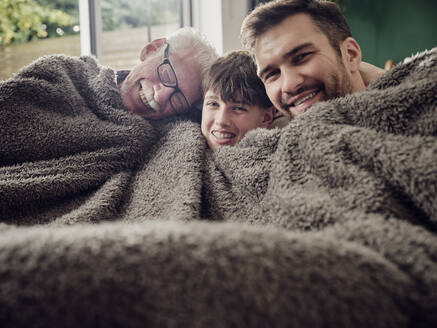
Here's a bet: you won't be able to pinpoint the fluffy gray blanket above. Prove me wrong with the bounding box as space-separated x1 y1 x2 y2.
1 48 436 327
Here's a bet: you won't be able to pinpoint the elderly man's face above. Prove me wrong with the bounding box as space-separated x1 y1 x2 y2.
255 13 354 119
120 38 201 120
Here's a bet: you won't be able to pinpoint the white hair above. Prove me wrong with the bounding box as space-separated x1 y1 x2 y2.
166 27 219 78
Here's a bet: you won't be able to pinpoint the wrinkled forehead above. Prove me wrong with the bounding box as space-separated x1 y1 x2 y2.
254 14 327 70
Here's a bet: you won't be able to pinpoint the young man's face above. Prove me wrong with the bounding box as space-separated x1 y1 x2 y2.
254 13 356 119
201 90 274 151
120 38 201 120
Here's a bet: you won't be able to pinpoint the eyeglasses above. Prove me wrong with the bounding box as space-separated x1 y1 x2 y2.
157 43 191 115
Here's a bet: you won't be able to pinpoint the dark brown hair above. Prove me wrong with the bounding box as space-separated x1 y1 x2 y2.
240 0 352 57
202 50 273 108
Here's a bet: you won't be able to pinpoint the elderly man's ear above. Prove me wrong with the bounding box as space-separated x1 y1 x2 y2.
140 38 166 61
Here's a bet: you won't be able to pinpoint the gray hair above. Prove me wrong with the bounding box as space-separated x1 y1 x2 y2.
166 27 219 79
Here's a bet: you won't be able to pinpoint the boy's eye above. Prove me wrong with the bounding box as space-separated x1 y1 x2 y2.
233 106 248 112
206 101 219 108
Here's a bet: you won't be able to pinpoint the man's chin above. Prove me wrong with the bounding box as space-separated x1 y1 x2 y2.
137 107 173 120
285 101 315 118
131 107 155 118
289 106 309 118
123 95 156 117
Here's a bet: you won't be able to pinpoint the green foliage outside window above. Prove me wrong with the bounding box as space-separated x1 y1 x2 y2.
0 0 75 45
0 0 180 46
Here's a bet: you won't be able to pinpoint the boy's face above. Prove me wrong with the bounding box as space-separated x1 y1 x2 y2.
201 90 274 151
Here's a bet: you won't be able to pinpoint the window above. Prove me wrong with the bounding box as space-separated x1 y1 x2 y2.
98 0 186 70
0 0 80 80
0 0 189 80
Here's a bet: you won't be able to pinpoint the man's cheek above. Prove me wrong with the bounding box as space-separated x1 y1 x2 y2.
266 86 278 108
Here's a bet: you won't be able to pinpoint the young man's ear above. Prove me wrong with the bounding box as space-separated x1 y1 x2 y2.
261 106 276 127
341 37 362 73
140 38 166 61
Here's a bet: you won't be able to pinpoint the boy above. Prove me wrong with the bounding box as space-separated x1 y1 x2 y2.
201 50 277 151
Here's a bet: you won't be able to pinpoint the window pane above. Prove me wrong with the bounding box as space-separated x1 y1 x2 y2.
100 0 181 70
0 0 80 81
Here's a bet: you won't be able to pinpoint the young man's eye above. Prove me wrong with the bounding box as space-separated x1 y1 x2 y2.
233 106 248 112
264 69 279 82
294 52 313 64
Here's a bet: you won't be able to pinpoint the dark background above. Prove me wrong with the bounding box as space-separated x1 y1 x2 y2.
250 0 437 67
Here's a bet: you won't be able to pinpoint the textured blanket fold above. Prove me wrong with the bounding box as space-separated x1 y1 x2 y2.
1 55 156 223
1 49 436 327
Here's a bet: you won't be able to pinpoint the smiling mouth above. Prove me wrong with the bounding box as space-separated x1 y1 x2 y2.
291 89 320 107
139 80 160 112
212 131 236 139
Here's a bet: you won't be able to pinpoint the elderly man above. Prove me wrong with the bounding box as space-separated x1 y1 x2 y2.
240 0 383 119
119 28 218 119
0 27 217 167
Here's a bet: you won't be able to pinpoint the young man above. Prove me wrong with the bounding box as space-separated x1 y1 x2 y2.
240 0 382 119
201 50 276 151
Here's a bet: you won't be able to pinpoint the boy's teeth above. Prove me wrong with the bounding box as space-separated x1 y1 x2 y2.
293 91 317 106
213 131 235 139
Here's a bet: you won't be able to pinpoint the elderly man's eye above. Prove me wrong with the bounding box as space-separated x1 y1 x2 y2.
161 70 171 83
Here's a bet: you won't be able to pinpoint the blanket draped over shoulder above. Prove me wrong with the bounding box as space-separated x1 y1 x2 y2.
1 49 436 327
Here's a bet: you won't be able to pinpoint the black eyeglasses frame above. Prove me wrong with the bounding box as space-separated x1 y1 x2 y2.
156 43 191 115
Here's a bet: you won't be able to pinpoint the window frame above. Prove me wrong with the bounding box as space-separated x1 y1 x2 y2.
79 0 191 59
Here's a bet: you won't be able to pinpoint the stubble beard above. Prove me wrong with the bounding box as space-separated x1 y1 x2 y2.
326 61 353 101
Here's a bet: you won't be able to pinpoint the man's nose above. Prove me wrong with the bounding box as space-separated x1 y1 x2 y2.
153 83 174 105
281 67 304 95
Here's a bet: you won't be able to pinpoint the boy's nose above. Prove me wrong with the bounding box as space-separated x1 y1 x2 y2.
215 107 231 126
